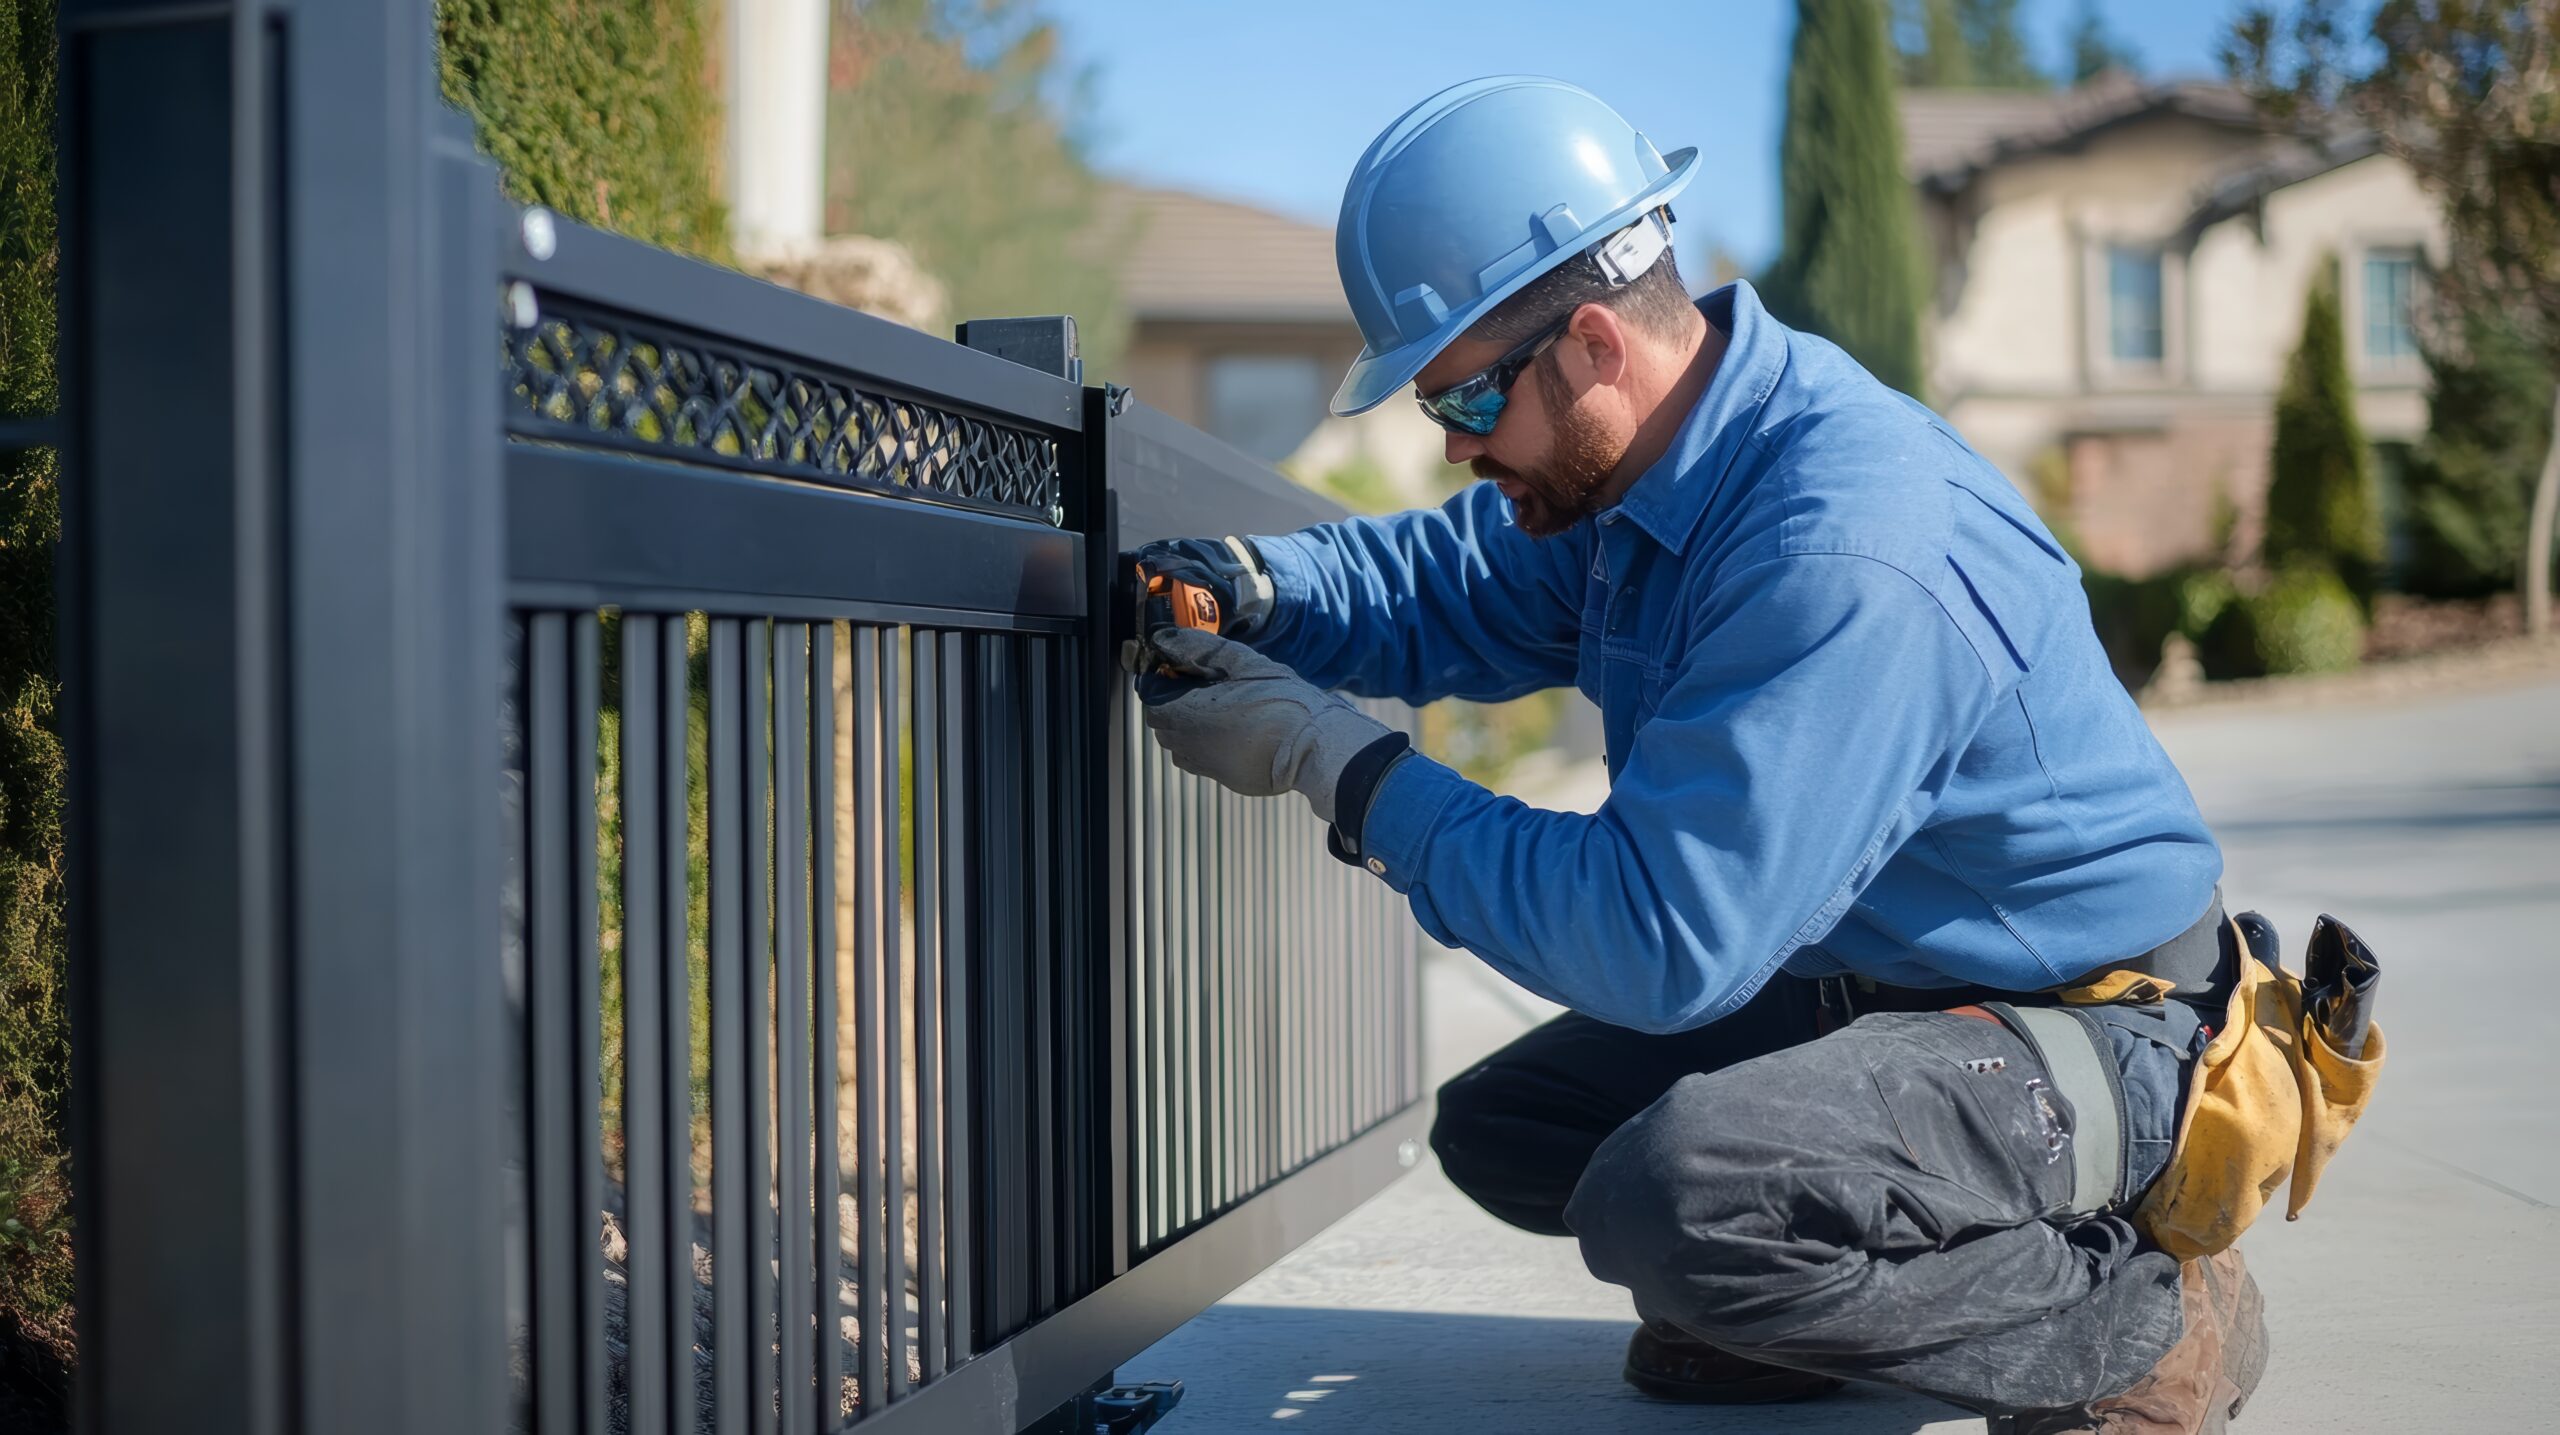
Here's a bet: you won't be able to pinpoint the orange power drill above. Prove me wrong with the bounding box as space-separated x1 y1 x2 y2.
1119 556 1224 675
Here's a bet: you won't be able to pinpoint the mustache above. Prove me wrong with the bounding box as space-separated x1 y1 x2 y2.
1470 457 1517 483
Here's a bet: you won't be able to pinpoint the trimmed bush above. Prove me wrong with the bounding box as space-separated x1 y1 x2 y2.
436 0 728 261
2245 566 2368 675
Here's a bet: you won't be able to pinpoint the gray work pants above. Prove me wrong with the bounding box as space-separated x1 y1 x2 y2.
1430 975 2199 1416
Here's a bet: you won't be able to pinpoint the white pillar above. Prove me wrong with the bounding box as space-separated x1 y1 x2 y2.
726 0 831 253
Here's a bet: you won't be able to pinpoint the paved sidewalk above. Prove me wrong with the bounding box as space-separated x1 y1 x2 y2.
1122 675 2560 1433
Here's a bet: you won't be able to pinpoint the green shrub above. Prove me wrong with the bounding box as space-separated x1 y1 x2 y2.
2244 566 2368 675
0 0 68 1362
2403 309 2552 598
436 0 728 261
2265 260 2383 607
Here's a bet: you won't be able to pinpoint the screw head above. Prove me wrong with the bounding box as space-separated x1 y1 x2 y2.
1397 1139 1420 1168
504 281 540 330
520 207 558 261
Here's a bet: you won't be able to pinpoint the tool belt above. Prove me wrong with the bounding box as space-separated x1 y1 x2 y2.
1973 904 2388 1258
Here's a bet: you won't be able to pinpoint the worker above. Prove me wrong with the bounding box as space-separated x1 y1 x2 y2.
1124 77 2275 1433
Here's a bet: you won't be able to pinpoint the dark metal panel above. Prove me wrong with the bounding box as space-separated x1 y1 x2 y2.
1102 400 1348 549
506 447 1084 622
622 618 672 1435
910 632 948 1382
849 1103 1432 1435
706 619 747 1435
659 617 696 1435
742 628 779 1435
774 623 815 1435
813 626 846 1428
505 214 1086 435
852 628 888 1412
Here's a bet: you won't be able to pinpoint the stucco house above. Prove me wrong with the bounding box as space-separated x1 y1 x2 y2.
1904 75 2448 577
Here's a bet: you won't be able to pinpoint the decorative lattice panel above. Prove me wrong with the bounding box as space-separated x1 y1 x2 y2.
505 299 1063 522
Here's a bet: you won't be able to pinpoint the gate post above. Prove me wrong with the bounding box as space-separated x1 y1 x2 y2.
59 4 507 1433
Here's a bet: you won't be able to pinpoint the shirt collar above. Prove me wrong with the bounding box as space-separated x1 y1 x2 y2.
1601 280 1788 556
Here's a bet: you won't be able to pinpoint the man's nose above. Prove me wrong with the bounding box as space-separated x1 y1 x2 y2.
1444 429 1484 466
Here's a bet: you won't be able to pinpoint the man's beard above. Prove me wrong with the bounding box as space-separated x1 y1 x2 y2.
1471 360 1623 538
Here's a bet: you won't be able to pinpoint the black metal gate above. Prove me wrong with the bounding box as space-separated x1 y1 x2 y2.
55 5 1425 1434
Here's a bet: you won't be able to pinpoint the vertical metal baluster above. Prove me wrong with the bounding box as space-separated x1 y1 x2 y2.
773 624 812 1435
1178 764 1197 1230
622 615 669 1435
851 628 886 1414
659 619 695 1435
910 632 947 1381
574 617 607 1435
1027 637 1058 1314
881 631 910 1396
813 626 844 1429
525 615 576 1435
940 631 974 1361
705 621 745 1435
1134 722 1156 1247
742 626 777 1435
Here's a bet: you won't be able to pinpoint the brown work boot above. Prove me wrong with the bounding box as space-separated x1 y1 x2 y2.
1990 1247 2270 1433
1621 1318 1844 1403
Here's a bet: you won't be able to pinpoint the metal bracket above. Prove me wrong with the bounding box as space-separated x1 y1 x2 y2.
1090 1380 1184 1434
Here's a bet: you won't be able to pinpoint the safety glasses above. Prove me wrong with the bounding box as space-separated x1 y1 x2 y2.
1414 314 1571 437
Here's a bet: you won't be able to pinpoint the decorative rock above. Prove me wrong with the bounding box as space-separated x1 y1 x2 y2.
742 235 947 334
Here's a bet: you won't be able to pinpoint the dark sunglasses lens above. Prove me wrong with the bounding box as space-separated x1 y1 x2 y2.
1422 382 1504 437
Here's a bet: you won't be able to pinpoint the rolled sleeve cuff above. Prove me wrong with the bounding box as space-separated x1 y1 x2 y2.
1242 531 1318 651
1331 750 1466 892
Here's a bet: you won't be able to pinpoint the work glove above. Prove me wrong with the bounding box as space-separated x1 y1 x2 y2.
1137 627 1402 829
1116 536 1277 671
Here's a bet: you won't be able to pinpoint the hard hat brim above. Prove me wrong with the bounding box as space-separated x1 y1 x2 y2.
1328 146 1699 419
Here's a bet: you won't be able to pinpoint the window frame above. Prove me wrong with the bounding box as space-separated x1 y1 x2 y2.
2348 240 2428 385
2083 236 2184 389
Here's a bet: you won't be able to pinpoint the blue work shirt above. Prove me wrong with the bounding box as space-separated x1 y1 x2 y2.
1246 282 2222 1034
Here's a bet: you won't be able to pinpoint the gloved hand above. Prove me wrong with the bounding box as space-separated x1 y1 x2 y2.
1137 627 1395 827
1118 536 1277 665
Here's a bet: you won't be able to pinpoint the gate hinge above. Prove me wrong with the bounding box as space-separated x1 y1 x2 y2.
1091 1379 1184 1435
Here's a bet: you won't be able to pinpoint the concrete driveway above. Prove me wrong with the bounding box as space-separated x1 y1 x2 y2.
1119 674 2560 1433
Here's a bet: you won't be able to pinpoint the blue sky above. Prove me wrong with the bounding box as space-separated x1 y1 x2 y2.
1048 0 2251 273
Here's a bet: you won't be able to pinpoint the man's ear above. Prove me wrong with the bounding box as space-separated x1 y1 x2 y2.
1558 303 1631 390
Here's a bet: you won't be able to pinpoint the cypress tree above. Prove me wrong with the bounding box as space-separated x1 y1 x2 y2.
2404 309 2552 597
1765 0 1928 398
2265 260 2384 603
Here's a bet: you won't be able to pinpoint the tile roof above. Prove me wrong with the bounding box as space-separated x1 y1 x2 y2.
1103 185 1350 325
1899 75 2263 190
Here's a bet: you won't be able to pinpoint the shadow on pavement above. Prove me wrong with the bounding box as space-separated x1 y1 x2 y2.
1122 1304 1967 1434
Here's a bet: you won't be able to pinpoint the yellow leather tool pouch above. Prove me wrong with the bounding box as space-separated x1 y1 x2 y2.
2133 915 2386 1259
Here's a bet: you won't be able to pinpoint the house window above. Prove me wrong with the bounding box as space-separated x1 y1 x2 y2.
1204 353 1327 464
2106 246 2165 364
2363 248 2421 364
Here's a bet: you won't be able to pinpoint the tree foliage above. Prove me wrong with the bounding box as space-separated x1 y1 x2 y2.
1899 0 2048 88
2405 308 2553 595
824 0 1126 370
436 0 729 259
2266 260 2383 603
2228 0 2560 631
0 0 70 1391
1767 0 1928 397
2069 0 2142 81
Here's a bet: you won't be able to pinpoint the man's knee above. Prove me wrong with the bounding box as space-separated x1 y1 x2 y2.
1565 1068 1864 1344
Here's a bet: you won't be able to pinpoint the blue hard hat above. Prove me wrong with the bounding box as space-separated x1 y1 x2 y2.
1330 76 1698 417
